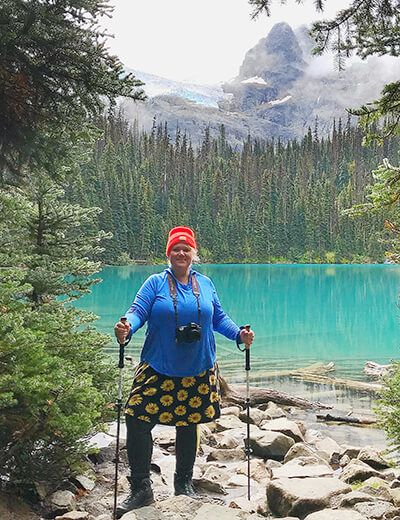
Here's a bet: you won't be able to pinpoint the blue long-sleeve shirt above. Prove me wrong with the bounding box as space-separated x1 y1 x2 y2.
125 268 241 377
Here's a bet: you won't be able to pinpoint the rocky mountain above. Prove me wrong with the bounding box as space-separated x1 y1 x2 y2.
121 22 400 145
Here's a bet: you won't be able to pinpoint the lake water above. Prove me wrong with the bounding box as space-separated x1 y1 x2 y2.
75 264 400 416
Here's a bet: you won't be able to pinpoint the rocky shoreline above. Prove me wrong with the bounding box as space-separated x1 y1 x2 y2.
3 399 399 520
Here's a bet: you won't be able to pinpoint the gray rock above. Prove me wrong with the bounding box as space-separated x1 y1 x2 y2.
339 454 351 467
157 495 203 515
153 429 176 448
353 500 398 518
194 465 229 494
214 415 245 431
207 447 246 461
314 437 342 459
390 488 400 507
332 491 380 508
220 405 241 416
357 446 392 470
284 443 318 464
359 478 393 502
266 477 351 518
304 510 364 520
271 459 333 479
72 475 95 492
192 503 248 519
340 459 383 484
236 459 270 483
120 506 162 519
46 490 76 516
239 407 265 426
260 418 304 443
213 431 240 449
340 445 361 460
258 401 287 419
55 512 89 520
250 430 295 460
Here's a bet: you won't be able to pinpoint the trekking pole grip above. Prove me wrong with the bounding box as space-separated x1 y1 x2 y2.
244 324 251 371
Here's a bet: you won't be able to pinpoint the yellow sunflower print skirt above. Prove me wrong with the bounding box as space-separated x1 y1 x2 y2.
125 362 221 426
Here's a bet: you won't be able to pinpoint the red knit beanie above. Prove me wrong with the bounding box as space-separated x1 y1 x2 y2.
166 226 197 256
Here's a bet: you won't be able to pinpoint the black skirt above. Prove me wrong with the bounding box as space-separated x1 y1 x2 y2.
124 362 221 426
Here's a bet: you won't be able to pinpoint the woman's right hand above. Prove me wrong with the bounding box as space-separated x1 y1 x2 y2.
114 318 131 344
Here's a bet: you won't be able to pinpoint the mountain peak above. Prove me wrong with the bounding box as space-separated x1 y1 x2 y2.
238 22 306 87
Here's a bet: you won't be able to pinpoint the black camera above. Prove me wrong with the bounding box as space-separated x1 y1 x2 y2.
175 322 202 343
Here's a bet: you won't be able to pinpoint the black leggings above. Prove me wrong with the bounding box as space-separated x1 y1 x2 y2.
125 415 198 481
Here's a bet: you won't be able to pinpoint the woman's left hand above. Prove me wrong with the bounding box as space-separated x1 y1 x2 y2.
240 327 254 347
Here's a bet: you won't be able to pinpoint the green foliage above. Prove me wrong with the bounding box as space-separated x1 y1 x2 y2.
376 362 400 452
0 0 145 180
0 175 116 485
68 115 397 264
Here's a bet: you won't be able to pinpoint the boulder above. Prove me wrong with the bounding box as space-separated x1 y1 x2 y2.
314 438 342 459
153 429 176 448
353 500 399 518
55 512 89 520
236 459 270 483
157 495 203 515
339 459 383 484
120 506 162 519
192 503 251 519
390 488 400 507
214 415 244 431
357 446 392 470
46 490 76 516
213 431 240 449
258 401 287 419
266 477 351 518
303 510 364 520
207 447 246 462
331 491 380 508
340 446 361 460
249 430 295 460
194 466 229 494
359 477 393 502
71 475 95 492
260 418 304 443
220 405 241 416
239 408 265 426
271 459 333 479
284 443 321 464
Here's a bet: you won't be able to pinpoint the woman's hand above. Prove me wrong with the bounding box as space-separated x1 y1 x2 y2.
114 318 131 344
240 327 254 347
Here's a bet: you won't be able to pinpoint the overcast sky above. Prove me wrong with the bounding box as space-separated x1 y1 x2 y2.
100 0 352 84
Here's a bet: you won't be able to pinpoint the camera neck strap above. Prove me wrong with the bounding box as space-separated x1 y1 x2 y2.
167 272 201 328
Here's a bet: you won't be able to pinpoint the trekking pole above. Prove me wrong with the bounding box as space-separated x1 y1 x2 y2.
113 317 130 520
244 324 251 500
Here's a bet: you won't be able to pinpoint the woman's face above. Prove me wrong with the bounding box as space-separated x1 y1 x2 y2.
169 242 195 271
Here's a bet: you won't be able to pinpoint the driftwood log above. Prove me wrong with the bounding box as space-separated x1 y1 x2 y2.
364 361 392 379
316 412 377 426
219 374 333 410
289 373 382 393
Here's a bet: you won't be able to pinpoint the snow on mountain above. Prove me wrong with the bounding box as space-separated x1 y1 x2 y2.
130 69 228 108
241 76 268 85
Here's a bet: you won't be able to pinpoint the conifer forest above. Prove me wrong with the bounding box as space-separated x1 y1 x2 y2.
67 114 398 265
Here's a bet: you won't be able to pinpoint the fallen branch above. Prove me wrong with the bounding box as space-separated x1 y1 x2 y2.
316 412 377 425
290 373 382 393
219 375 332 410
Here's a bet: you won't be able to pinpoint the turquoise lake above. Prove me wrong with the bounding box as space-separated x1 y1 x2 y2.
75 264 400 414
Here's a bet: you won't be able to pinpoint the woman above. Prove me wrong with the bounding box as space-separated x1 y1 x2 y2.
114 226 254 517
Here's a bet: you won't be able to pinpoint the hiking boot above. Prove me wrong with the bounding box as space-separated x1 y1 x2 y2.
174 472 197 497
116 476 154 518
